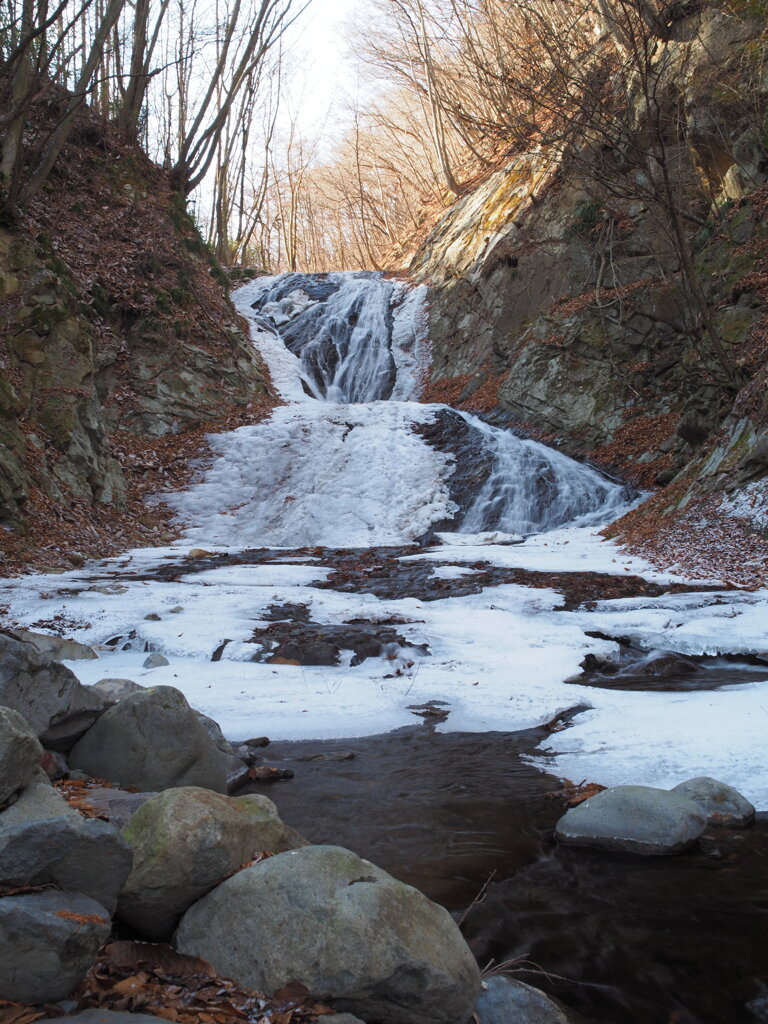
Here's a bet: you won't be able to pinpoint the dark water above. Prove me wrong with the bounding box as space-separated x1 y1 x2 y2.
245 725 768 1024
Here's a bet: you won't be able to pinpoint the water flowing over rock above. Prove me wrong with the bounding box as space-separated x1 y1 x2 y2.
168 273 629 549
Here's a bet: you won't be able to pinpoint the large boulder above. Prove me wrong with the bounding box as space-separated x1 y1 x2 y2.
91 678 145 704
0 634 106 749
0 705 42 803
0 768 72 824
554 785 708 855
671 776 755 827
118 787 307 938
84 785 156 827
0 890 111 1002
13 628 98 662
197 712 243 773
174 845 481 1024
475 976 580 1023
68 686 231 792
0 774 132 912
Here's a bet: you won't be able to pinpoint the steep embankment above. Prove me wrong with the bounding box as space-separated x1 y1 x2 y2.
0 107 273 571
413 4 768 582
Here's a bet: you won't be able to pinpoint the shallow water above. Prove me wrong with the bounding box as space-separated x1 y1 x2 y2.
247 725 768 1024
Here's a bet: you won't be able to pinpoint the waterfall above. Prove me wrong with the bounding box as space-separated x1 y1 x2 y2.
247 272 424 404
455 411 627 534
168 271 630 546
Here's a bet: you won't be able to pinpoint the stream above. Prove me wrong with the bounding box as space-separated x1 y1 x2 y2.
1 271 767 1023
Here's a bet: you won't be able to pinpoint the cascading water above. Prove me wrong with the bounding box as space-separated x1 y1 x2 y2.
457 413 627 534
168 271 630 546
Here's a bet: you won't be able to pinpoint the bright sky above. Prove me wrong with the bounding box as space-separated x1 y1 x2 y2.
288 0 363 140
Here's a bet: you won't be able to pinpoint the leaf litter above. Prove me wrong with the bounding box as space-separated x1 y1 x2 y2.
0 942 337 1024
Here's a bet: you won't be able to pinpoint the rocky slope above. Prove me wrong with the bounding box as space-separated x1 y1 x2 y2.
0 106 272 571
413 3 768 581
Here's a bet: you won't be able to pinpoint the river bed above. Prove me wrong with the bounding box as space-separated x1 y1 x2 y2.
2 271 767 1022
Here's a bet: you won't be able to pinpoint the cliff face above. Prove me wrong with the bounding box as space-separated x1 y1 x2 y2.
0 111 271 569
413 4 768 576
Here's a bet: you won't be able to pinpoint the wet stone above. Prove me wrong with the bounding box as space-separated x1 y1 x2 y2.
555 785 708 855
143 653 169 668
475 976 579 1024
672 776 755 827
247 618 429 667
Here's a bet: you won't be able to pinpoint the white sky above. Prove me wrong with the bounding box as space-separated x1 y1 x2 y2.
287 0 362 140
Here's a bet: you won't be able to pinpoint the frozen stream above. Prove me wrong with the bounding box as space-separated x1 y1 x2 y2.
1 272 767 807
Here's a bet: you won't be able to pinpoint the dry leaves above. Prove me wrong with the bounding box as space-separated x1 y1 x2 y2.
64 942 336 1024
546 779 608 807
0 1001 62 1024
54 779 113 820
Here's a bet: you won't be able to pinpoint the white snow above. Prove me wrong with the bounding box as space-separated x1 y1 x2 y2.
2 272 767 810
720 477 768 531
3 529 767 806
166 401 458 548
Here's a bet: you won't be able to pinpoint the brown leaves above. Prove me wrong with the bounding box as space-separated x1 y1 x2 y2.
68 941 335 1024
0 1002 61 1024
54 779 111 820
55 910 109 926
546 778 607 807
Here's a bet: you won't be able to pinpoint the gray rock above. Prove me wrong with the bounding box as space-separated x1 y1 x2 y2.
0 634 106 750
197 712 242 771
555 785 708 855
323 1017 368 1024
44 1014 170 1024
118 786 306 938
671 776 755 827
41 748 69 779
14 629 98 661
475 976 578 1023
0 779 132 912
143 652 169 668
84 786 156 827
91 678 145 704
175 844 481 1024
0 705 42 804
69 685 231 793
0 768 70 825
0 890 111 1002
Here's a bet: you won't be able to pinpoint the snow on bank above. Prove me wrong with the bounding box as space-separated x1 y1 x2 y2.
1 271 765 809
2 523 767 808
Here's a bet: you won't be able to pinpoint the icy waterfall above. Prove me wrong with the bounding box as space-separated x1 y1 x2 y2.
168 272 629 546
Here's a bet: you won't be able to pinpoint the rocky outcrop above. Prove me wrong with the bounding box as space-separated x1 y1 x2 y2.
414 4 768 524
117 787 306 937
0 890 111 1002
0 634 105 749
554 785 708 855
68 685 232 792
175 844 482 1024
0 125 270 565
